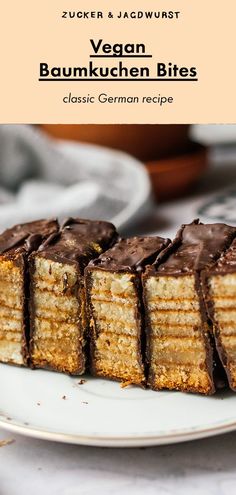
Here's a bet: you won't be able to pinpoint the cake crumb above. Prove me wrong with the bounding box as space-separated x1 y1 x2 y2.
78 379 86 385
0 439 15 447
37 402 41 406
81 401 88 405
120 381 132 388
62 395 67 400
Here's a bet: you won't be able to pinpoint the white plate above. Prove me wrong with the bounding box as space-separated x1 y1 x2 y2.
1 365 236 447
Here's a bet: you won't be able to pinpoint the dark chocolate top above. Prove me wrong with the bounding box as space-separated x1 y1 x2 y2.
0 219 59 255
36 217 118 270
88 236 170 273
154 220 236 275
209 237 236 273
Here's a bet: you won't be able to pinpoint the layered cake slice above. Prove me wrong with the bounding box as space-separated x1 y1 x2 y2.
205 238 236 390
0 219 59 366
85 236 170 385
29 218 118 375
143 220 236 394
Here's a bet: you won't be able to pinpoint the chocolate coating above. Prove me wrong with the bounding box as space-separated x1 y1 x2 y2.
36 218 118 271
88 236 170 273
154 220 236 275
0 219 59 255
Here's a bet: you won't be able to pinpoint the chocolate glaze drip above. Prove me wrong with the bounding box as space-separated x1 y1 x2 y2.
38 232 60 252
37 218 118 268
0 219 59 255
155 220 236 274
89 236 170 273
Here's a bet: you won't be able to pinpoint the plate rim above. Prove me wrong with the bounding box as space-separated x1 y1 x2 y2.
1 415 236 447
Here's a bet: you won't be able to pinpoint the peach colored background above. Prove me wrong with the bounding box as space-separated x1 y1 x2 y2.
0 0 235 123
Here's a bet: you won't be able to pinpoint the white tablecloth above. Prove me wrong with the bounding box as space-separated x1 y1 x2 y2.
1 430 236 495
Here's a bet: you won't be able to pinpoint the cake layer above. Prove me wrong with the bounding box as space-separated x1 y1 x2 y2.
94 358 144 384
150 363 211 393
29 218 118 374
144 273 210 393
95 332 139 357
86 236 170 385
0 219 59 366
143 220 236 394
206 239 236 389
151 338 206 366
0 340 25 365
30 258 82 373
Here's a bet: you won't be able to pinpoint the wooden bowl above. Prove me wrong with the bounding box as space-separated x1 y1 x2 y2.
41 124 190 162
146 145 208 201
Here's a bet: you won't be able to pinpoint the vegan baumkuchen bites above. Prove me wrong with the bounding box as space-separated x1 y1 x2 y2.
204 239 236 390
143 220 236 395
0 219 59 366
29 218 118 375
85 236 170 385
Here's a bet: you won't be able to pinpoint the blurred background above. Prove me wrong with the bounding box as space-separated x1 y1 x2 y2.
0 124 235 237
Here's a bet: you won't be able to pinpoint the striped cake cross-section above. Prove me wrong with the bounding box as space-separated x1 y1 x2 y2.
0 219 59 366
85 236 170 386
205 238 236 390
143 220 236 394
29 218 118 375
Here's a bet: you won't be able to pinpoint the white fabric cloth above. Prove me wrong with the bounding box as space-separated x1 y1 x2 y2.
0 125 150 232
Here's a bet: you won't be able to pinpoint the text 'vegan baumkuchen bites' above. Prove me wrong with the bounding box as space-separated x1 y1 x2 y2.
85 236 170 385
0 219 59 367
204 238 236 390
29 218 118 375
143 220 236 395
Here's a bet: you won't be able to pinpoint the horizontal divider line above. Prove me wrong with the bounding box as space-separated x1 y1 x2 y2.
38 78 198 82
35 315 78 324
214 307 236 312
92 298 133 307
94 317 135 327
33 336 78 343
148 297 197 303
90 55 152 58
151 322 198 328
149 308 198 313
152 335 200 340
221 333 236 338
35 287 76 297
0 314 22 323
91 290 135 300
96 330 136 339
152 361 201 368
96 351 136 359
213 295 236 299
